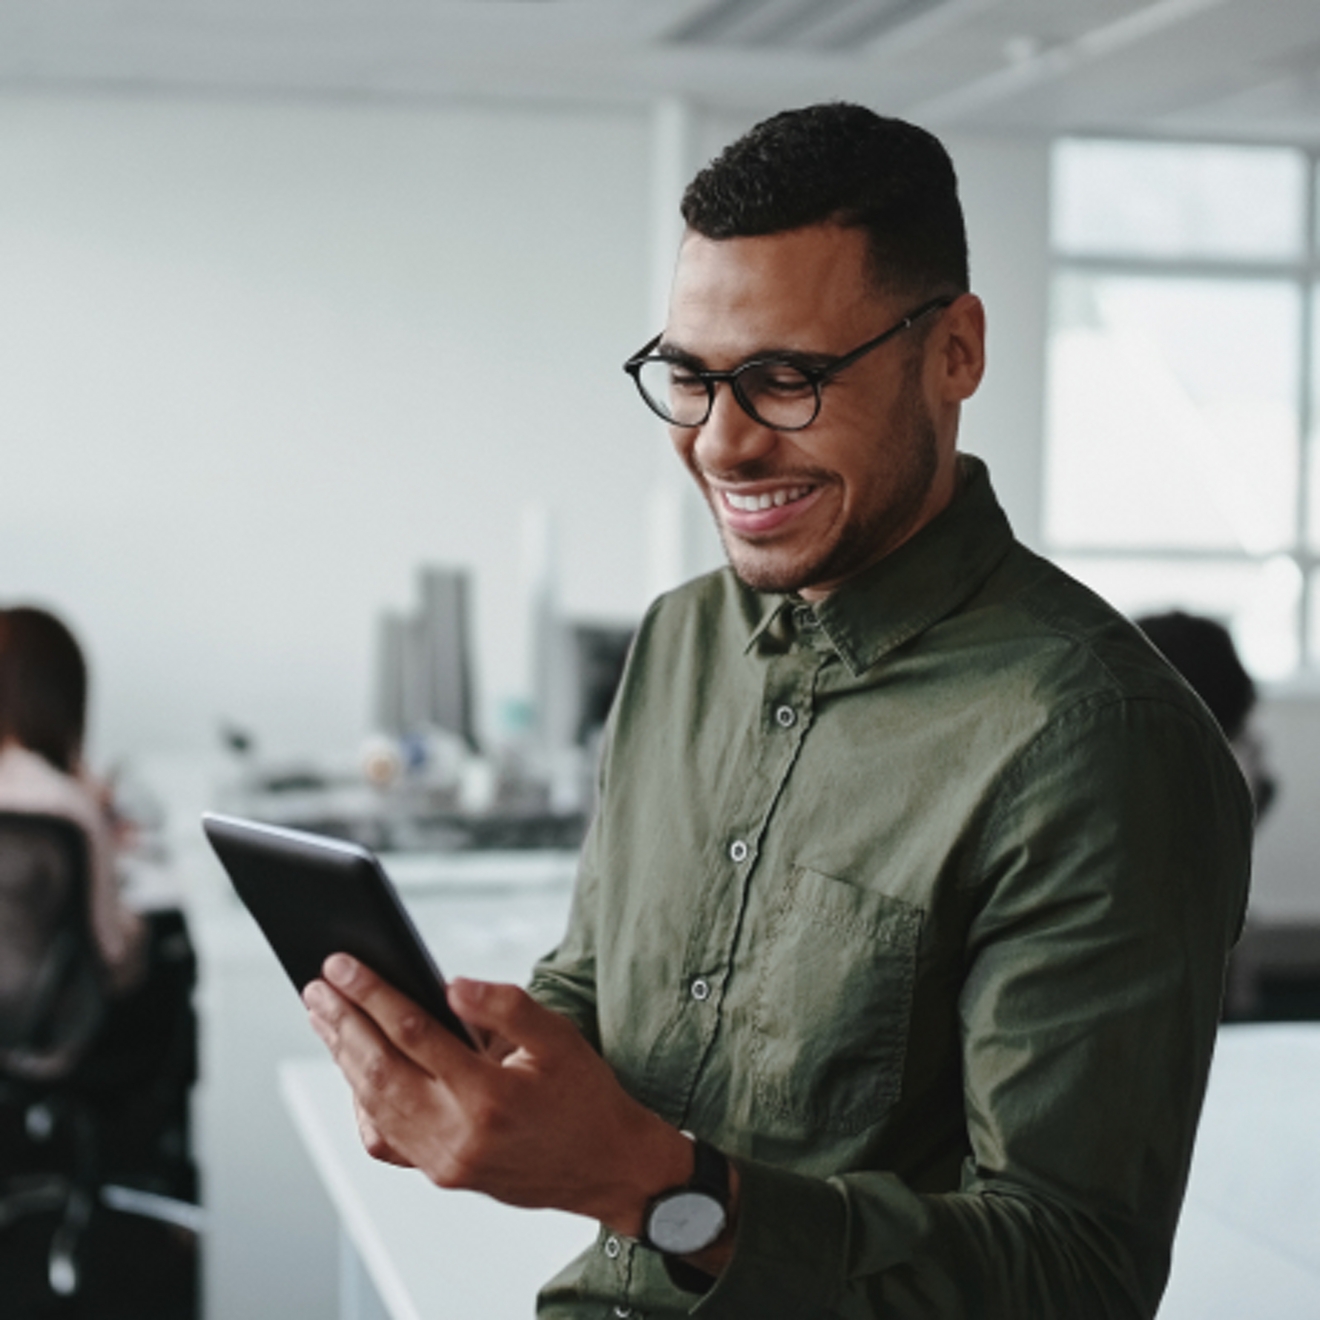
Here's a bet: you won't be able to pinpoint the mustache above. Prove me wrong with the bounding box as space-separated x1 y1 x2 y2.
696 460 832 485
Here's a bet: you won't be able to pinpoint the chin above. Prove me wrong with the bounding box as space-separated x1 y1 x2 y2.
722 541 826 596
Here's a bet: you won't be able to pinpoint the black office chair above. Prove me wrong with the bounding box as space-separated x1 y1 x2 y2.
0 811 201 1305
0 811 109 1297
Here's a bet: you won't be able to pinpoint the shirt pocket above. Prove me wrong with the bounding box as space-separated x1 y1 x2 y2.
749 865 922 1137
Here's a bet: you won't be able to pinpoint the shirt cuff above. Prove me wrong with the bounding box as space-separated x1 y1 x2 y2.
690 1156 849 1316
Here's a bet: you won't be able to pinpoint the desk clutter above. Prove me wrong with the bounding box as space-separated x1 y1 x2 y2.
213 561 634 857
217 755 591 857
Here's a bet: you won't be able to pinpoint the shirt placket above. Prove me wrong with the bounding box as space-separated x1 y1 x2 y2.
671 605 830 1129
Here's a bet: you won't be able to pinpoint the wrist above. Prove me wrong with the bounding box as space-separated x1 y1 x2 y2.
602 1116 696 1240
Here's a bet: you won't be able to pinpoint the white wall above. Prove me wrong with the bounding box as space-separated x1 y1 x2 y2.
950 132 1051 550
0 93 657 764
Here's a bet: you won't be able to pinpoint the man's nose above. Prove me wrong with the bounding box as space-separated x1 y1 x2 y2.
691 382 778 474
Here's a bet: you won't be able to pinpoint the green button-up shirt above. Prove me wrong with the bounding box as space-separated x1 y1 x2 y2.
529 455 1252 1319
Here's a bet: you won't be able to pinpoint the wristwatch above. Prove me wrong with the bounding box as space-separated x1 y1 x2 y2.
641 1135 730 1257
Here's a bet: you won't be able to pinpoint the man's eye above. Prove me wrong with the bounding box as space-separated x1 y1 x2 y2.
747 365 813 395
669 369 707 395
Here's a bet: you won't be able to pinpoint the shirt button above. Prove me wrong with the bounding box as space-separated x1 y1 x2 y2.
729 839 749 863
604 1235 621 1259
775 705 796 728
690 977 711 1002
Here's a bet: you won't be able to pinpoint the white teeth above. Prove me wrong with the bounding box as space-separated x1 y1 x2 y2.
725 486 809 512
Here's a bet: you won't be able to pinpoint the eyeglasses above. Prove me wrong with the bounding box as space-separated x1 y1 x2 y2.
622 295 955 432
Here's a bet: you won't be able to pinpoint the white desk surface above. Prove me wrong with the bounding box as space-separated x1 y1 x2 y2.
280 1058 593 1320
283 1026 1320 1320
1158 1023 1320 1317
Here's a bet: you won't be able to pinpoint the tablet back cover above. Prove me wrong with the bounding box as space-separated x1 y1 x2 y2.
202 812 457 1030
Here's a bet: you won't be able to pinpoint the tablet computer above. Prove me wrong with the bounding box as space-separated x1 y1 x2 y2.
201 811 475 1048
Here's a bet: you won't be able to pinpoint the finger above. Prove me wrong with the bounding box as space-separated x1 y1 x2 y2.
307 977 452 1158
303 978 356 1055
354 1096 413 1168
322 954 483 1084
446 979 577 1059
305 976 424 1098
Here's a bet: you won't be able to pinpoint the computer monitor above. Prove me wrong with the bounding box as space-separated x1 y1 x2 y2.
373 566 477 751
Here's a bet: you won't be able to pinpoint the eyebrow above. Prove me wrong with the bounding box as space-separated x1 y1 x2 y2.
654 340 705 369
656 339 838 372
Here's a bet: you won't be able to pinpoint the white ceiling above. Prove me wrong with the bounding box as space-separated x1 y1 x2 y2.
5 0 1320 142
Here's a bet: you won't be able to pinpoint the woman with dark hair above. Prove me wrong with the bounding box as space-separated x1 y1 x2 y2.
0 606 146 992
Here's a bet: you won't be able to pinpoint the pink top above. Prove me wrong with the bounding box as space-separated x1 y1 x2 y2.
0 743 146 993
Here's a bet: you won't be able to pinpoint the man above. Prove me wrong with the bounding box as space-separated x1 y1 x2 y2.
304 103 1252 1318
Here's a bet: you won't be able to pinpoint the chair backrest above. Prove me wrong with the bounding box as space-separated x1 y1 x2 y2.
0 811 106 1077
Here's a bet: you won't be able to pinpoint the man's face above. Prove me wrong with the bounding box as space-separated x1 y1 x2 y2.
662 224 968 600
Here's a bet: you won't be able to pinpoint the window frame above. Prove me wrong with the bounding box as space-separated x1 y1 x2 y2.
1044 134 1320 678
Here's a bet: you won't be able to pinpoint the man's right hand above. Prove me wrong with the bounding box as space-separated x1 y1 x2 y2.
302 955 699 1243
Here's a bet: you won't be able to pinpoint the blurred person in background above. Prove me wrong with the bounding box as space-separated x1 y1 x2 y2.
0 603 197 1208
0 605 148 998
1136 610 1277 822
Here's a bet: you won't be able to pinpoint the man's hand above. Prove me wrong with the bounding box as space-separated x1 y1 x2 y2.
302 954 695 1238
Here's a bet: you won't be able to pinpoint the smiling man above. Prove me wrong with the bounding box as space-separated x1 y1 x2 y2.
305 104 1252 1318
649 222 963 600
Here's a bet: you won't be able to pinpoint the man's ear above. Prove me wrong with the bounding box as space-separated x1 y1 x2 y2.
935 293 986 403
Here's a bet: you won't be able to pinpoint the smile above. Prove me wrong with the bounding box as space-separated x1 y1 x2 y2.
722 485 814 513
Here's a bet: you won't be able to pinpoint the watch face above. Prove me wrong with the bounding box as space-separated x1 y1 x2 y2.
647 1190 727 1256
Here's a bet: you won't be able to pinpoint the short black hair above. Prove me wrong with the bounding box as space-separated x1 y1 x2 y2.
0 606 89 774
680 102 969 298
1136 610 1255 741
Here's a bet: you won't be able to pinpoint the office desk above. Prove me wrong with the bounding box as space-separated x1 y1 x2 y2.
283 1025 1320 1319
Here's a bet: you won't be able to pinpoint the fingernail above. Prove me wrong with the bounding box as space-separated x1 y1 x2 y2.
325 953 356 986
303 981 332 1012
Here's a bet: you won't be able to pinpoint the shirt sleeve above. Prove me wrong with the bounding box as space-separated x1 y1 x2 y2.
526 817 603 1051
527 607 656 1050
690 695 1253 1320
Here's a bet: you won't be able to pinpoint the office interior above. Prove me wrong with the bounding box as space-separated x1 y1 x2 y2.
4 1 1320 1317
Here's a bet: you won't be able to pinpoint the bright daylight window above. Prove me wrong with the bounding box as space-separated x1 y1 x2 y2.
1043 137 1320 681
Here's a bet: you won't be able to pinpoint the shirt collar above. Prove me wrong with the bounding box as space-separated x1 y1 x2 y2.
744 454 1015 675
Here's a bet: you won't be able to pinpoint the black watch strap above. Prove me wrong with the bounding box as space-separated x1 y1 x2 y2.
688 1136 730 1204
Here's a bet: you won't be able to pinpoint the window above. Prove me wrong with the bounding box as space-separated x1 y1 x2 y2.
1043 138 1320 680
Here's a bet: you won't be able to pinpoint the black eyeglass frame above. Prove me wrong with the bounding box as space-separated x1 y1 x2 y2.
623 294 957 432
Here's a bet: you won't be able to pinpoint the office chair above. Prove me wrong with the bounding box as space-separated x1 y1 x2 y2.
0 810 201 1303
0 811 108 1296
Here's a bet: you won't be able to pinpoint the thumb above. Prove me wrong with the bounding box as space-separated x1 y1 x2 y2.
447 980 571 1056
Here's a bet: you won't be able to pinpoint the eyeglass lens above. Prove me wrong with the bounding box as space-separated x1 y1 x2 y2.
634 358 818 430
